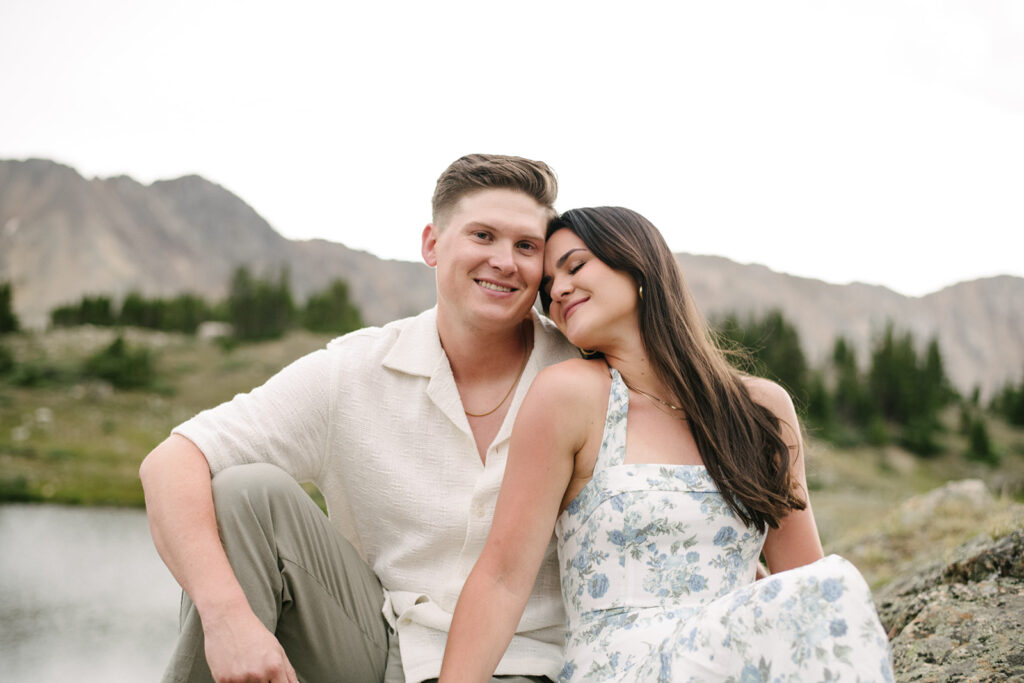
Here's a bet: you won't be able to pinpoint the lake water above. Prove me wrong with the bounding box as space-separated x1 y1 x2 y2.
0 504 180 682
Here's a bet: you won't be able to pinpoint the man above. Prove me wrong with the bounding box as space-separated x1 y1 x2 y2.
140 154 579 683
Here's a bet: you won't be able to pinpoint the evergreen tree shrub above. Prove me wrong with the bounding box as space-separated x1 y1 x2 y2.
82 337 157 389
0 343 13 376
302 279 365 334
0 282 18 333
228 266 295 340
991 374 1024 427
965 415 999 465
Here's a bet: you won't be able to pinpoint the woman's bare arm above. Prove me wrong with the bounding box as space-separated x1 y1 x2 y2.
439 364 589 682
746 379 825 574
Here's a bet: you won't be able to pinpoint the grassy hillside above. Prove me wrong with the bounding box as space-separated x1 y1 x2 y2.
2 326 1022 571
0 327 333 506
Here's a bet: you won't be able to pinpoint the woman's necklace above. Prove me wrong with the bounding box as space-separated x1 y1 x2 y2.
622 379 688 420
464 328 530 418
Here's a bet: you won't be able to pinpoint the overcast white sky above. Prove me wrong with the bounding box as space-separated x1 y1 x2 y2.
1 0 1021 297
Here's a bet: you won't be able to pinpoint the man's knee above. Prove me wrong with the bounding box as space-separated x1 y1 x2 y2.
211 463 301 512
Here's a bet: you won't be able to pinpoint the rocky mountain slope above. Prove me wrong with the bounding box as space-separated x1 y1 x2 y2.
2 158 1022 395
0 159 434 329
846 480 1024 682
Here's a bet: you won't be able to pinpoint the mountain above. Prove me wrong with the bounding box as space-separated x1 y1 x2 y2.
0 159 435 329
1 158 1021 396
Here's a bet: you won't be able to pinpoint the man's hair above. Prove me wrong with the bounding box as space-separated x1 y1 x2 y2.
431 154 558 227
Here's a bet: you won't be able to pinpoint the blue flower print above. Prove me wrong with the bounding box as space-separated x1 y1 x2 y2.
659 650 672 681
552 368 894 682
566 497 580 516
713 526 737 547
759 579 782 602
739 663 763 683
822 577 844 602
572 552 588 572
588 573 610 598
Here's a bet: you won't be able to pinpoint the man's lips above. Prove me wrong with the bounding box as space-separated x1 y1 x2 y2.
476 279 516 293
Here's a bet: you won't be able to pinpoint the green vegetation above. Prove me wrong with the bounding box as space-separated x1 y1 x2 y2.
990 371 1024 427
45 266 365 342
82 337 159 390
227 266 295 340
0 327 335 506
715 311 959 457
0 281 18 333
51 295 117 327
302 279 364 334
3 266 366 507
118 292 214 333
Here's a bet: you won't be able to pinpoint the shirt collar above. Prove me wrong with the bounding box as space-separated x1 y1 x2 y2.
382 307 443 377
381 307 566 445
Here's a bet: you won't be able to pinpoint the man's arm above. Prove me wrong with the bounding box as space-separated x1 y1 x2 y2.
140 434 298 683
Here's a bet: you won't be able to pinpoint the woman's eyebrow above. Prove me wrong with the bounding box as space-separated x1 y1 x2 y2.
555 248 586 269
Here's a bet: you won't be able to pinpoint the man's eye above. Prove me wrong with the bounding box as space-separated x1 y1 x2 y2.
517 241 538 252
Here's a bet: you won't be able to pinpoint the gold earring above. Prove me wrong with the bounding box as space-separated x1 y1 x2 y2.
638 285 644 300
580 348 598 358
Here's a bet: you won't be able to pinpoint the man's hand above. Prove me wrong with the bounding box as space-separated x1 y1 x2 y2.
202 604 298 683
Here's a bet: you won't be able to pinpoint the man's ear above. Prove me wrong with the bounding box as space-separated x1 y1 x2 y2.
421 223 440 267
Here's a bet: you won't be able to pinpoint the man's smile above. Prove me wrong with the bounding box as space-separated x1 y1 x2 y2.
476 279 515 293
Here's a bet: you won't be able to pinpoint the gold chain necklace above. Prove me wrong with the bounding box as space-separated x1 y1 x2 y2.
622 380 688 420
464 329 530 418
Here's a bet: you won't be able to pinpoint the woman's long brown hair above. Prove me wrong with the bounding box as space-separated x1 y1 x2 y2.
541 207 806 530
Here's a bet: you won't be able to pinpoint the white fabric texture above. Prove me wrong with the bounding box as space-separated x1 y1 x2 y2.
173 307 579 683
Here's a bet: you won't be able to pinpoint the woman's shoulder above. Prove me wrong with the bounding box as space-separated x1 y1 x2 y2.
740 375 796 420
537 357 610 383
530 358 610 404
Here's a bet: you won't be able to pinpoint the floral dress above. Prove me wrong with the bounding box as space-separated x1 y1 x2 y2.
553 369 893 682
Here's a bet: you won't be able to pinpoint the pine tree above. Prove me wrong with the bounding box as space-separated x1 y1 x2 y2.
227 266 295 340
302 279 364 334
965 415 998 465
0 281 18 333
831 337 874 428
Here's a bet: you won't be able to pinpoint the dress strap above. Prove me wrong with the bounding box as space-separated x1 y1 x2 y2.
594 367 629 472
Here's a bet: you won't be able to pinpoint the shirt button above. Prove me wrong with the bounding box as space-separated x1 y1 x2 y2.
472 502 485 517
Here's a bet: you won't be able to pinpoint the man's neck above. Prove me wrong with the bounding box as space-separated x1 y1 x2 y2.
437 312 532 381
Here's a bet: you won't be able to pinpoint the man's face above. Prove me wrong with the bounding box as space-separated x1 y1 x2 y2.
422 188 548 334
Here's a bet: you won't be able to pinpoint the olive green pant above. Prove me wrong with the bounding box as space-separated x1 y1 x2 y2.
162 463 549 683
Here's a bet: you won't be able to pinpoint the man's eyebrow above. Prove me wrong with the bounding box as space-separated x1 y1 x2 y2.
556 248 586 269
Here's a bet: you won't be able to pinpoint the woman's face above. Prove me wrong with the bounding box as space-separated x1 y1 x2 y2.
543 228 639 350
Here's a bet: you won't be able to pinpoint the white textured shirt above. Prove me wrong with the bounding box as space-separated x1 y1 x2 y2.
173 307 578 682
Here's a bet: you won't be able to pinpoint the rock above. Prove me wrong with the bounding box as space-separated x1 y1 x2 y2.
877 526 1024 681
894 479 994 528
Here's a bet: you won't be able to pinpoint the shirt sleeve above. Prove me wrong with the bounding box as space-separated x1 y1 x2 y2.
173 346 335 483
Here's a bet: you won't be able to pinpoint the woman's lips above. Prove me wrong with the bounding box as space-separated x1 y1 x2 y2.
562 297 587 322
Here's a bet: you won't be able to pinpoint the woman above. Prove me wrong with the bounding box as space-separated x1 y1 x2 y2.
440 207 893 682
